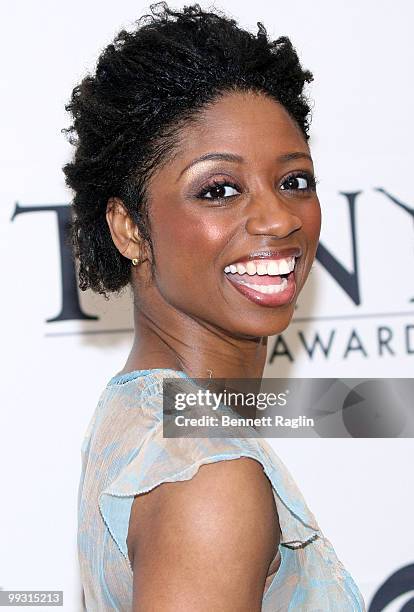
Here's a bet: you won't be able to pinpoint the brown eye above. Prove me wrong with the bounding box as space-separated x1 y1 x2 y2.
197 180 241 200
281 173 316 191
282 176 308 191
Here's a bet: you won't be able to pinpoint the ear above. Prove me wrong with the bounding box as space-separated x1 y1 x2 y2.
106 197 148 264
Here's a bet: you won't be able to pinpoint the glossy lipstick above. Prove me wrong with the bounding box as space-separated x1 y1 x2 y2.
223 247 301 308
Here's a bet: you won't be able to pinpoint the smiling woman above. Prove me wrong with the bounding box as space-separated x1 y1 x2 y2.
64 2 365 610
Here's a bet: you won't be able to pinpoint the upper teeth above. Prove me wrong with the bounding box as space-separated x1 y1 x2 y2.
224 257 296 276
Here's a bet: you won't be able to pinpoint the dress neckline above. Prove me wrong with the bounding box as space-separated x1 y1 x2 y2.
107 367 188 386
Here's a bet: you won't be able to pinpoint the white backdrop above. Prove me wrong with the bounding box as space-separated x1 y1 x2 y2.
1 0 413 609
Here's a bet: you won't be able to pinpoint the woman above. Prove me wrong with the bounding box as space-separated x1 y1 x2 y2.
65 3 365 610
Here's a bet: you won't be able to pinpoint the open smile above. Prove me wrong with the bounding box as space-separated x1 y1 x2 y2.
223 251 301 307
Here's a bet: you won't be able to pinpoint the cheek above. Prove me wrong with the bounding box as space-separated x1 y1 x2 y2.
299 200 321 286
302 199 321 245
150 207 229 300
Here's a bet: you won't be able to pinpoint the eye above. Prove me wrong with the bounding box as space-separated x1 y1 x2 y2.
280 172 316 192
197 180 241 200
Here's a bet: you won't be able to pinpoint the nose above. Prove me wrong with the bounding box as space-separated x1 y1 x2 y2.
245 190 302 238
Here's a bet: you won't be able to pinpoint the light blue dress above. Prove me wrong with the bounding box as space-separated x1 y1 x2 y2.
78 368 366 611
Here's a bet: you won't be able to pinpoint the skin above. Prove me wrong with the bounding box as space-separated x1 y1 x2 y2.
107 90 320 380
106 90 321 609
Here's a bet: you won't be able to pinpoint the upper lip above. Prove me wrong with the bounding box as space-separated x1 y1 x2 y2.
226 246 302 266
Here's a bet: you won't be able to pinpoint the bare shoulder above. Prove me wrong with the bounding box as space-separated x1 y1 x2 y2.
127 456 280 611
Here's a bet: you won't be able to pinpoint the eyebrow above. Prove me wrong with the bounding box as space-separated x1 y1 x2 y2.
178 151 313 179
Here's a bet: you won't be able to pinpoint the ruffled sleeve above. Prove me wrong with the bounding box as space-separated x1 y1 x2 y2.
98 417 321 568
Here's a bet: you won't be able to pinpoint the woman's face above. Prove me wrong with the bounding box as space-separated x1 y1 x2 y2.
140 90 321 338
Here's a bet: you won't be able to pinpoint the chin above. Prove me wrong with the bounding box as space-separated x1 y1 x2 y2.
226 305 296 339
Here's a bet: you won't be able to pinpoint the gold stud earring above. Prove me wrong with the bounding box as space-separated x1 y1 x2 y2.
131 258 139 266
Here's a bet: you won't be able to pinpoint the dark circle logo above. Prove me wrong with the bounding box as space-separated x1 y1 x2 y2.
368 564 414 611
342 380 406 437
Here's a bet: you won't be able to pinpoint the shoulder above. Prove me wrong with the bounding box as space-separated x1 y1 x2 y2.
127 456 280 610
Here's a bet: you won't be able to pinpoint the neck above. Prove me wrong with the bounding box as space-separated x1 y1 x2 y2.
122 289 268 380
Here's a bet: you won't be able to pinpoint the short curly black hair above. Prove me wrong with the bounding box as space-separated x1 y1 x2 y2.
63 1 313 297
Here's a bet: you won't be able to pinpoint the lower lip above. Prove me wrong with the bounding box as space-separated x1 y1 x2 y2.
225 270 297 307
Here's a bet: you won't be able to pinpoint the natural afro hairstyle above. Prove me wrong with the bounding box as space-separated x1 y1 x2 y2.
63 1 313 297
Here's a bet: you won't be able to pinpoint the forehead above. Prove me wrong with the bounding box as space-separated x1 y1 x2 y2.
171 91 309 166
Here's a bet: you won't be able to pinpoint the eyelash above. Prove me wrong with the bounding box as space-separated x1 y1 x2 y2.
196 171 318 202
